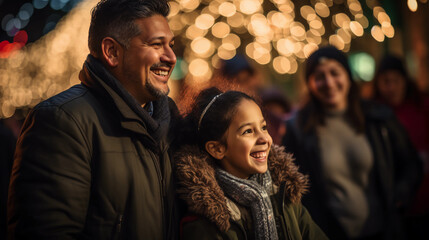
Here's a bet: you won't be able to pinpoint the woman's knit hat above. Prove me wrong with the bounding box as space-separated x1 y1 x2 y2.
305 45 353 82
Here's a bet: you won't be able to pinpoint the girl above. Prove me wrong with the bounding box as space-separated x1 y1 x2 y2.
175 87 327 239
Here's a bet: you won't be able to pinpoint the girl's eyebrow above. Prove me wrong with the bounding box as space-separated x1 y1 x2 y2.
237 119 266 131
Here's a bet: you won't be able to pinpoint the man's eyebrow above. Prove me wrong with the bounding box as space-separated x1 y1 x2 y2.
148 36 175 42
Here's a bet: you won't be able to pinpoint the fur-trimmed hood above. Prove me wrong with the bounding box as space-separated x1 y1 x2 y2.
175 144 309 232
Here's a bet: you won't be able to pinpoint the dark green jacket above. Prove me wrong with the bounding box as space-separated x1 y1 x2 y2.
8 56 179 239
175 145 328 240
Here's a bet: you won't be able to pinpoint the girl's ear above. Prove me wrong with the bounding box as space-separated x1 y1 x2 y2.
205 141 226 160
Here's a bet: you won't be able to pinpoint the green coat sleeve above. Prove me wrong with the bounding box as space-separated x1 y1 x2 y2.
8 105 92 239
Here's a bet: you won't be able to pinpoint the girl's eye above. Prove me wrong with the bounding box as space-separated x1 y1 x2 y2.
242 129 253 135
262 125 267 131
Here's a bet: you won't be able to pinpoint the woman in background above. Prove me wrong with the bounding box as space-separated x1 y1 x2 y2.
282 46 421 240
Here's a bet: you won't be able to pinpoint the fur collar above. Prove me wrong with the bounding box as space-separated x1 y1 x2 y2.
175 144 308 232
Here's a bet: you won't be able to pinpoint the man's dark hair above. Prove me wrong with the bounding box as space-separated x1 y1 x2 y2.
88 0 170 56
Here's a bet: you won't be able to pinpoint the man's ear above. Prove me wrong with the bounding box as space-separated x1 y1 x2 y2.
205 141 226 160
101 37 122 67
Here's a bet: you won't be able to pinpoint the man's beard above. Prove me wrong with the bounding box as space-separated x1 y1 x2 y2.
145 79 170 100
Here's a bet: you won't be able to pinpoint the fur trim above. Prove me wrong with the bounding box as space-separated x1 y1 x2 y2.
174 144 308 232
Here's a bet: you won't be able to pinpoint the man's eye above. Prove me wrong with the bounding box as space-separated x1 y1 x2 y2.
169 42 175 48
151 43 162 47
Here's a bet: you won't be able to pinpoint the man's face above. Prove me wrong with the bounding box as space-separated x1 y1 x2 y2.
118 15 176 105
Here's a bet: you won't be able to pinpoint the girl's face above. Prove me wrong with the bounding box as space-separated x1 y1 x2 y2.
307 59 351 111
219 99 272 179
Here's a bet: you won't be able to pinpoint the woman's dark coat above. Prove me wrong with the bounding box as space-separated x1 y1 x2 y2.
8 58 180 239
175 144 328 240
282 101 422 240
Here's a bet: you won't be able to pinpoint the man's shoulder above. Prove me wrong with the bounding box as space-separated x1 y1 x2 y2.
36 84 90 109
30 84 104 123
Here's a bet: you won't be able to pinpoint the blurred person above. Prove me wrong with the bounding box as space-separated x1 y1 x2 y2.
374 54 429 239
8 0 179 239
210 54 264 96
282 46 421 240
260 87 292 145
1 121 16 239
175 87 327 239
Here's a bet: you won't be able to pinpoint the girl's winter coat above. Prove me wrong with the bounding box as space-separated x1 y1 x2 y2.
175 144 328 240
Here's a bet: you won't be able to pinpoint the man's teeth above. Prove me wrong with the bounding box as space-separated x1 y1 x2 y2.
152 69 169 76
250 151 267 159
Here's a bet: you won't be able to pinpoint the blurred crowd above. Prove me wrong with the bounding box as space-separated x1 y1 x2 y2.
1 46 429 239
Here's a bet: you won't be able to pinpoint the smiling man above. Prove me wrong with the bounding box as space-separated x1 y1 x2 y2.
8 0 180 239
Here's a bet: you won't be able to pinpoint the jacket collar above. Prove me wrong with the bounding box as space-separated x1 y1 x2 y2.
79 55 170 144
175 144 309 232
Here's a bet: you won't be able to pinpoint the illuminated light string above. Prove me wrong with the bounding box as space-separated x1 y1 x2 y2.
167 0 399 81
0 0 417 118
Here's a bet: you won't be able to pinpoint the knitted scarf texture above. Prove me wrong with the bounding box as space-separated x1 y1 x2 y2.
216 169 279 240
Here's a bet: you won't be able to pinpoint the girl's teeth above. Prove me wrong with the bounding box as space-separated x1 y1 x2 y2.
251 152 266 158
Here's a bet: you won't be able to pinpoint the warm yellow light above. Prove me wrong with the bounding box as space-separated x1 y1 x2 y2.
273 56 291 74
246 42 256 59
309 20 323 30
240 0 261 15
354 14 369 28
223 33 241 48
348 1 362 14
350 21 364 36
169 15 185 31
191 37 213 56
377 12 391 24
218 2 236 17
334 13 351 28
300 5 315 20
227 12 245 28
329 35 345 50
189 58 210 77
271 12 288 28
276 38 294 56
195 14 215 30
381 22 395 38
371 25 385 42
408 0 418 12
337 28 351 43
186 24 207 39
168 1 180 18
218 45 236 60
289 57 298 74
254 51 271 65
303 43 319 58
180 0 200 12
249 14 270 36
290 22 306 40
279 4 294 14
212 22 230 38
208 1 220 14
315 2 330 18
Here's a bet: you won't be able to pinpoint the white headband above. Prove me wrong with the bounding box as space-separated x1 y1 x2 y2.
198 93 224 131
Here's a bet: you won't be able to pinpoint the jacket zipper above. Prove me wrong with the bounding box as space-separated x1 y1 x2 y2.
133 138 166 238
113 214 123 239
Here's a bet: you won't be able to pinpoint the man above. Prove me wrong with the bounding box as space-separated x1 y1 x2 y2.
8 0 178 239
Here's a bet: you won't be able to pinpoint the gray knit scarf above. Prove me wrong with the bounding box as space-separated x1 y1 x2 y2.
216 168 279 240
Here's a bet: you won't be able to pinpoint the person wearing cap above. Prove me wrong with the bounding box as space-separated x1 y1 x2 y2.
282 46 421 240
